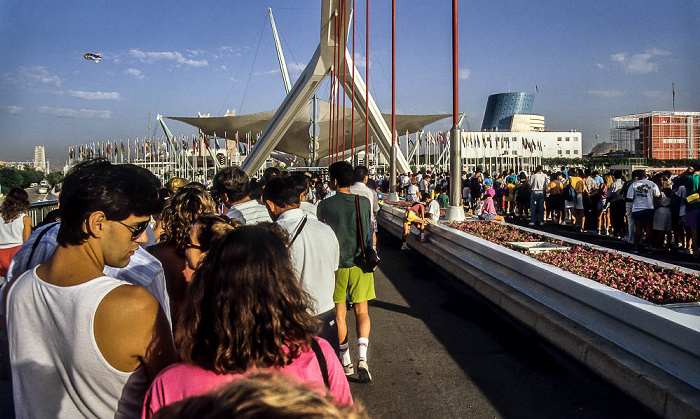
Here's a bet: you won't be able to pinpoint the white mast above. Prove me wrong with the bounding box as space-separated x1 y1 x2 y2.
269 8 291 95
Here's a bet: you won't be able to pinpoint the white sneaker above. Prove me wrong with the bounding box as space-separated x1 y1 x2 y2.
343 362 355 376
401 242 409 250
357 358 372 383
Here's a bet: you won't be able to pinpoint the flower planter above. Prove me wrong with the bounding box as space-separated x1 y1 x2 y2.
378 203 700 418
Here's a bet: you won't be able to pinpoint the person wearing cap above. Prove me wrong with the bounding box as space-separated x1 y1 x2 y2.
479 188 505 222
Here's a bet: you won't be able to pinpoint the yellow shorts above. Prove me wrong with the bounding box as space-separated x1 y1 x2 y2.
403 210 419 225
334 266 376 303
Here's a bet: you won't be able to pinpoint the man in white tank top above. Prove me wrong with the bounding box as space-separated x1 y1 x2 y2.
6 159 177 418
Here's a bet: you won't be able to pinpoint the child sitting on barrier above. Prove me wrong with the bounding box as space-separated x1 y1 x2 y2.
401 201 427 250
468 188 505 222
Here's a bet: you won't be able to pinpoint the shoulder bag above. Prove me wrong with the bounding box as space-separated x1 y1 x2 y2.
353 196 379 273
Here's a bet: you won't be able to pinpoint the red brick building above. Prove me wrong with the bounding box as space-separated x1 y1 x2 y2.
639 112 700 159
611 112 700 159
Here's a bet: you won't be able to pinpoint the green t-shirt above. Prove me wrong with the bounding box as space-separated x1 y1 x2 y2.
317 192 372 269
685 174 700 212
437 193 449 208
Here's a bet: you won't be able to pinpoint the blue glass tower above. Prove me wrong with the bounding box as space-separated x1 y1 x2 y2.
481 92 535 131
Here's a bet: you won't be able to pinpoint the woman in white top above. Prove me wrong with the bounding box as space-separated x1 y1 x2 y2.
0 188 31 277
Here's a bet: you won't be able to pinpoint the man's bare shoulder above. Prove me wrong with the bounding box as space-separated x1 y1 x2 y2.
100 283 159 320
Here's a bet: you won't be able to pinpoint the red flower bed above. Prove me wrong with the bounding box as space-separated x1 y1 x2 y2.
443 221 700 305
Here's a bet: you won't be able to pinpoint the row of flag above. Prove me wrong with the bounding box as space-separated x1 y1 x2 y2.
68 131 262 162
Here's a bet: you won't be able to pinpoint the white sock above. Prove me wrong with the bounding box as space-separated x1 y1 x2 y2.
339 342 351 365
358 337 369 360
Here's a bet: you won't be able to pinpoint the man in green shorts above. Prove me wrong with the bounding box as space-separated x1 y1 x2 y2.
317 161 375 383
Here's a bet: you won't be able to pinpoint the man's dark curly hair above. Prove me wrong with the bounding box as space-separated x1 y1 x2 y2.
211 166 250 203
56 158 160 246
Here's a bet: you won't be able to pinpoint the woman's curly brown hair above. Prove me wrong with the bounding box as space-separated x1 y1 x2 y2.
158 184 215 253
176 223 319 374
1 188 31 223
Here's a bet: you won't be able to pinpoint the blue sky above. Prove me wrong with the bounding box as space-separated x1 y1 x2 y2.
1 0 698 165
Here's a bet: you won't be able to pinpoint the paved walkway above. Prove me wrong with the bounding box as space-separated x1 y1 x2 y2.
345 230 656 418
0 228 660 418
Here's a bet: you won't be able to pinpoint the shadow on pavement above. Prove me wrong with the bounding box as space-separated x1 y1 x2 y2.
355 229 656 418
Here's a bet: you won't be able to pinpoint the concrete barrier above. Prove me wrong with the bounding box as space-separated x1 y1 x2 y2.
378 204 700 418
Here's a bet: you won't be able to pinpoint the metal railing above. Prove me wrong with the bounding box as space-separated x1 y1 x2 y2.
28 199 58 227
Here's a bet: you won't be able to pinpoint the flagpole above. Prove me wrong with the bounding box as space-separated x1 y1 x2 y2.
446 0 464 221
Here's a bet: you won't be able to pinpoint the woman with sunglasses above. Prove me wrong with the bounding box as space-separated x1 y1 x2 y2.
148 183 215 323
143 223 353 417
183 213 241 275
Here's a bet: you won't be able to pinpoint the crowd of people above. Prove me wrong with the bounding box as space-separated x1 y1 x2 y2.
389 165 700 257
3 158 699 417
0 158 378 418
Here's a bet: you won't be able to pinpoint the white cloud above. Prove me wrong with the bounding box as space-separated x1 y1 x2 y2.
596 63 607 70
642 90 667 99
37 106 112 119
129 49 147 58
353 52 371 69
6 66 63 87
459 68 471 80
1 105 23 115
585 90 624 98
609 47 670 74
219 65 228 71
125 68 145 80
611 53 627 63
254 69 281 76
287 62 307 72
647 47 671 56
67 90 121 100
185 49 203 56
130 49 208 67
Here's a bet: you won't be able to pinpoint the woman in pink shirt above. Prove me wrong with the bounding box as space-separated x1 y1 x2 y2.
479 188 505 222
143 223 352 418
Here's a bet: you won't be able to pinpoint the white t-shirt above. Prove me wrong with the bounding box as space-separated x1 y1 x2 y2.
406 184 420 202
626 179 660 212
0 213 27 249
529 173 548 193
275 208 339 314
427 199 440 223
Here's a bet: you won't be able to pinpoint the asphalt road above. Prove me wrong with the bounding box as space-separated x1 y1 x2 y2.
345 230 656 418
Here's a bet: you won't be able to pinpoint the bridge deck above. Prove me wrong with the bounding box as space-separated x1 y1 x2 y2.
0 227 663 418
345 230 655 418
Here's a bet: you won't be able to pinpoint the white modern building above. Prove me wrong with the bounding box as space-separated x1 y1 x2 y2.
33 146 48 172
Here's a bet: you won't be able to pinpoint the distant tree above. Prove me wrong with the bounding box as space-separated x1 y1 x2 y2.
46 172 64 186
0 167 23 194
0 167 44 193
20 169 44 187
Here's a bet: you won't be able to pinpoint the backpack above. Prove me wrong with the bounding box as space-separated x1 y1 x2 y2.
516 183 530 200
562 180 575 201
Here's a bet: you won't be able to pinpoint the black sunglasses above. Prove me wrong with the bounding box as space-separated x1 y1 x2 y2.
116 220 150 240
184 237 203 250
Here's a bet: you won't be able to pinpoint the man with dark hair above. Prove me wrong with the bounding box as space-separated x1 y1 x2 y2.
350 165 379 247
263 177 340 353
626 169 661 253
529 165 548 226
6 159 177 418
608 170 626 239
212 166 271 225
317 161 375 383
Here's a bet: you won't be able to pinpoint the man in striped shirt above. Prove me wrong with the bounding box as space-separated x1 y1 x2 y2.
212 166 272 225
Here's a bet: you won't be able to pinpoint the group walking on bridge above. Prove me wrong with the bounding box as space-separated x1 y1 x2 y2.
0 158 386 418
